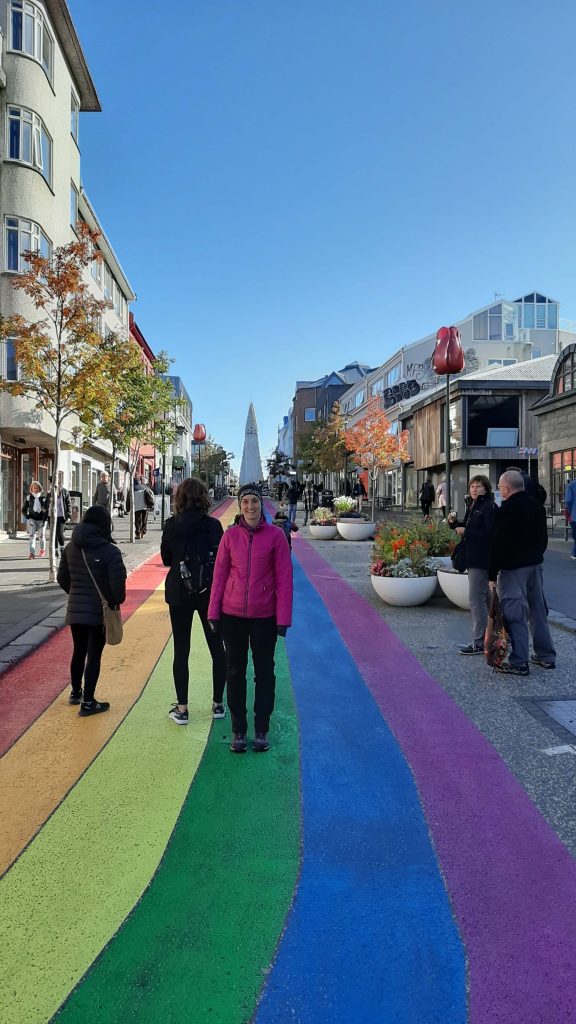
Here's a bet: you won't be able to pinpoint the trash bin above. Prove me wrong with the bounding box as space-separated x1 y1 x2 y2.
68 490 83 527
321 490 334 509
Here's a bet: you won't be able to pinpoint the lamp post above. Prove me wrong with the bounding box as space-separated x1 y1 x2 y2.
433 327 465 514
193 423 206 482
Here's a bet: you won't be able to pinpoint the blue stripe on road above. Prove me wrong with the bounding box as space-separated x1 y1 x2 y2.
255 559 467 1024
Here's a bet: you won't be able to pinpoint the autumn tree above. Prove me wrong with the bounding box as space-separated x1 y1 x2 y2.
0 223 122 580
313 401 348 478
344 396 410 519
266 448 291 483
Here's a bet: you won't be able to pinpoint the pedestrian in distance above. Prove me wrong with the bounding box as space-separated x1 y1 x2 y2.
47 476 71 560
453 475 497 655
285 479 300 524
272 508 299 549
92 471 116 509
57 505 126 715
488 470 556 676
505 466 547 505
160 477 227 725
565 477 576 560
22 480 48 559
208 483 293 754
437 476 447 518
302 477 319 525
352 475 367 513
127 476 155 538
419 477 435 520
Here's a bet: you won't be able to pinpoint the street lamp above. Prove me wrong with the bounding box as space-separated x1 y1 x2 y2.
433 326 465 514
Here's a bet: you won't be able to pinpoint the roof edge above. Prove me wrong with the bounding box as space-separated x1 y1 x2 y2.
45 0 101 111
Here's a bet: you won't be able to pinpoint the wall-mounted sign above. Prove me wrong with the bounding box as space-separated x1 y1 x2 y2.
383 379 421 409
518 447 538 456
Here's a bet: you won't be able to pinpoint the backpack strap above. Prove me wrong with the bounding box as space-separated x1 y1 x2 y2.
82 549 106 605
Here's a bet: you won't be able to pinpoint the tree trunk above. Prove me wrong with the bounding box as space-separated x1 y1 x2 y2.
109 446 116 514
48 420 61 583
371 470 377 523
128 471 135 543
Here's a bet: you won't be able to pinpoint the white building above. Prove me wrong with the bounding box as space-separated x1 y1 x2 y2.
0 0 134 535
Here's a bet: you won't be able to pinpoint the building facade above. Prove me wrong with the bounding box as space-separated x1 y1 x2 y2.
532 344 576 514
0 0 134 534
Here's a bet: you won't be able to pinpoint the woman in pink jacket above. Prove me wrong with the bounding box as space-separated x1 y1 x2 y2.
208 483 293 753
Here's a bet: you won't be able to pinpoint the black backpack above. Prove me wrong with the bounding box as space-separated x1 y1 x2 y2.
180 525 218 596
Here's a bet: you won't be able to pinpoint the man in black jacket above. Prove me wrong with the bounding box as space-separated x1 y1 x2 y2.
489 470 556 676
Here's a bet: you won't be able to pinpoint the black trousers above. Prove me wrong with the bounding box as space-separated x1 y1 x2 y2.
169 598 227 706
220 614 277 734
54 517 66 550
135 509 148 537
420 501 431 518
70 623 106 701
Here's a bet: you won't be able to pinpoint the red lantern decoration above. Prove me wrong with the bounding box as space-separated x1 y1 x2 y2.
433 326 465 375
193 423 206 442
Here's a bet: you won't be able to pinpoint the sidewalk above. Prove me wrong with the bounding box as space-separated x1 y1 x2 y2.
0 512 164 671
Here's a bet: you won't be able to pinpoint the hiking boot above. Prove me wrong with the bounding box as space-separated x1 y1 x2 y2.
253 732 270 753
69 689 83 705
212 702 226 719
494 662 529 677
168 704 188 725
459 643 484 655
230 733 247 753
78 700 110 716
530 655 556 669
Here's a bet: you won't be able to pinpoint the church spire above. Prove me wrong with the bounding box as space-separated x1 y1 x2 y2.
239 403 263 485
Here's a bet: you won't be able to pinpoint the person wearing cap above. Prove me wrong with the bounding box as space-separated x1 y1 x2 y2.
208 483 293 753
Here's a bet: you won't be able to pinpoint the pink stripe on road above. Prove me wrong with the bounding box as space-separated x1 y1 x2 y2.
294 539 576 1024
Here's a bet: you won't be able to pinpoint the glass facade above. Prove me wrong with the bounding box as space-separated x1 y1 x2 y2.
551 449 576 514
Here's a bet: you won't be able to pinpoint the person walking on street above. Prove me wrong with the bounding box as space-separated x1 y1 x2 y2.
352 475 367 513
57 506 126 715
92 471 116 509
419 477 435 520
564 477 576 560
128 476 154 538
302 477 318 525
437 477 447 518
48 476 71 559
208 483 293 754
488 470 556 676
22 481 48 559
454 475 497 655
286 479 300 524
161 477 227 725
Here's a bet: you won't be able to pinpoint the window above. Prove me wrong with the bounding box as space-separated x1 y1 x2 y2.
70 183 78 229
386 364 401 387
466 395 519 446
488 359 517 366
473 310 488 340
531 348 542 359
554 350 576 395
304 408 316 422
551 448 576 514
0 340 19 380
516 294 558 330
104 265 113 301
388 420 399 436
489 304 502 341
4 216 50 271
9 1 54 80
71 92 79 142
91 249 102 288
371 378 384 396
7 106 52 186
354 389 366 408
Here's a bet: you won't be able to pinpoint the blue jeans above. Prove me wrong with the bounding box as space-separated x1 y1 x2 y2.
571 521 576 556
287 503 297 523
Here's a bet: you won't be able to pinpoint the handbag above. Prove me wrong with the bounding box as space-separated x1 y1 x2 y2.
484 589 508 668
451 540 467 573
82 550 123 646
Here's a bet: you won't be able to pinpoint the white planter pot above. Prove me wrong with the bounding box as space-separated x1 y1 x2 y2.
336 521 375 541
436 567 470 609
371 573 437 607
309 524 338 539
434 556 453 568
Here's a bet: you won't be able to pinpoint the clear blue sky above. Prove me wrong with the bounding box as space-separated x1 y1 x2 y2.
69 0 576 470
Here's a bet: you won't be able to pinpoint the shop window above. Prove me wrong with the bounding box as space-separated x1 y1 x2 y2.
466 395 519 446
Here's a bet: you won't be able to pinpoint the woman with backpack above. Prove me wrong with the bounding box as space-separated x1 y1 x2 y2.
208 483 293 754
57 505 126 715
161 477 227 725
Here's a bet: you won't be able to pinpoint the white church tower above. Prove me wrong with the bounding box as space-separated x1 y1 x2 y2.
239 403 263 485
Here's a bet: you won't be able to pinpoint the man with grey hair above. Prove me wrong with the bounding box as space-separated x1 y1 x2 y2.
488 470 555 675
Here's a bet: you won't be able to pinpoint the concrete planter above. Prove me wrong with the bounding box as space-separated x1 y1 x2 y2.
436 567 470 609
336 521 375 541
371 573 437 607
309 524 338 540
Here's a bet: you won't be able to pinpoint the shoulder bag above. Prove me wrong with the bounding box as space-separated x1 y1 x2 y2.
82 550 123 646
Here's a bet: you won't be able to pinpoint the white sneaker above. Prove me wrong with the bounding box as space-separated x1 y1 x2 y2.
212 702 226 719
168 705 188 725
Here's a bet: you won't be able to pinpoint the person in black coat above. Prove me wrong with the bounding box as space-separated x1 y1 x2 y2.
22 480 48 559
160 477 226 725
453 475 497 655
47 477 71 559
57 506 126 715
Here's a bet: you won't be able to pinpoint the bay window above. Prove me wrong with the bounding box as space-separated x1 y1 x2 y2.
9 1 54 80
4 215 51 272
8 106 52 186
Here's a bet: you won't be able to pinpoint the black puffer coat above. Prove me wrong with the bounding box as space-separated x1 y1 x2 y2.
57 522 127 625
161 509 223 608
462 493 497 570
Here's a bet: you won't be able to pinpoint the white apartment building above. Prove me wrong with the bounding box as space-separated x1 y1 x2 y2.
0 0 134 535
338 292 576 506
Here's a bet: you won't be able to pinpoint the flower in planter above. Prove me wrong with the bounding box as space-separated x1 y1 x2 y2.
310 507 337 526
370 531 444 578
332 495 357 516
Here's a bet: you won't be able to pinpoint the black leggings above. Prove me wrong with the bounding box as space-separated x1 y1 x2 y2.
54 517 66 550
220 614 277 734
70 623 106 701
169 599 227 706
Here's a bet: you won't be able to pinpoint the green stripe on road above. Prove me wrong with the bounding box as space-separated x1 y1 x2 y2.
0 623 212 1024
53 639 301 1024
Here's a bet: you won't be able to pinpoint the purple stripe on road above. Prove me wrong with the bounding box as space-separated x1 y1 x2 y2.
293 538 576 1024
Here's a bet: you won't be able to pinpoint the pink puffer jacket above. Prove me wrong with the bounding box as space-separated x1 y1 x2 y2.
208 518 293 625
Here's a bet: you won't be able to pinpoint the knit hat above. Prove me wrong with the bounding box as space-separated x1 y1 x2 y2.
237 483 263 506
